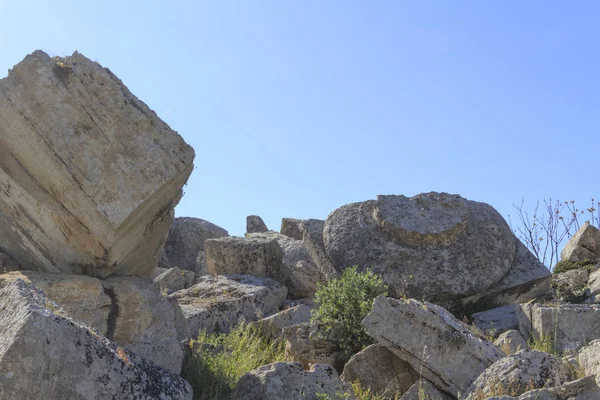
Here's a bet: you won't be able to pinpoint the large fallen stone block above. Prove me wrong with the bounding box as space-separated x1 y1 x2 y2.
323 193 550 308
400 379 453 400
579 339 600 379
246 215 269 233
464 350 573 400
283 322 342 369
363 295 503 397
561 222 600 263
0 278 192 399
250 304 311 339
341 344 418 397
170 274 287 337
232 362 352 400
517 303 600 353
0 50 194 278
154 266 196 294
472 304 521 338
0 271 187 374
163 217 229 274
494 330 529 355
281 217 304 240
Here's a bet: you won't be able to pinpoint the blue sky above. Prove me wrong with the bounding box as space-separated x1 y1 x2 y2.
1 1 598 237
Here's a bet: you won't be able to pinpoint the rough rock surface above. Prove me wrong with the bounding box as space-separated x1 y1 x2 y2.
323 193 549 305
250 304 311 339
552 269 589 302
281 218 304 240
300 219 339 282
400 379 453 400
341 344 418 397
163 217 229 274
0 251 20 272
494 330 529 355
154 266 196 294
579 339 600 378
283 323 342 369
0 278 192 400
586 265 600 298
518 303 600 353
507 376 600 400
170 274 287 337
473 304 520 338
363 295 503 397
0 50 194 278
232 362 351 400
0 271 186 373
465 350 573 400
246 215 269 233
204 236 288 283
249 231 327 298
561 223 600 263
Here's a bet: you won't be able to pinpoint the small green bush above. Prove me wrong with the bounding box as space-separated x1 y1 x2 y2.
181 323 286 400
311 266 388 357
553 259 594 274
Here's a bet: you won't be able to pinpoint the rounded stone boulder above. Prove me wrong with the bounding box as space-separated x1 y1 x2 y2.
323 192 516 302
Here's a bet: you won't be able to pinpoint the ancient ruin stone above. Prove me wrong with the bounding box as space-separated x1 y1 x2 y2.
246 215 268 233
281 218 304 240
561 223 600 263
0 50 194 278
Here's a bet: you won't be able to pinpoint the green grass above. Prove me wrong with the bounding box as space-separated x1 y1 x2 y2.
181 323 287 400
528 334 558 356
553 259 594 274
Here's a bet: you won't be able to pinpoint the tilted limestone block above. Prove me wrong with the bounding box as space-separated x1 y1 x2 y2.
246 215 269 233
232 362 352 400
154 266 196 295
464 350 573 400
0 50 194 278
250 304 311 339
561 223 600 263
170 274 287 337
163 217 229 274
579 339 600 379
0 271 187 374
323 193 549 306
0 278 192 400
517 303 600 353
400 379 453 400
494 330 529 355
363 296 503 397
472 304 521 338
281 217 304 240
341 344 418 397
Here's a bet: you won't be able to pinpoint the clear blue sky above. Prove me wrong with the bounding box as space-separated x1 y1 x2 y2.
1 1 598 237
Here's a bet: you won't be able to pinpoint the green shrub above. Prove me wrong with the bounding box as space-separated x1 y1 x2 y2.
181 323 286 400
311 266 388 357
553 259 594 274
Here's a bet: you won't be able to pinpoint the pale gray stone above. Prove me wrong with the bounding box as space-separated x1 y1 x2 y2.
473 304 521 338
163 217 229 274
495 330 529 355
281 218 304 240
518 303 600 353
363 296 503 397
246 215 268 233
579 339 600 378
301 219 339 282
400 379 453 400
465 350 573 400
170 274 287 337
586 264 600 297
323 193 548 306
0 278 192 400
283 323 342 369
250 304 311 339
561 223 600 263
154 266 196 294
0 50 194 278
0 251 20 273
232 362 352 400
341 344 418 397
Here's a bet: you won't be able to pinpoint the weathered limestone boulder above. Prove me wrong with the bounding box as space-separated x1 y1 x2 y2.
473 304 521 338
579 340 600 378
163 217 229 274
561 223 600 263
586 265 600 298
232 362 352 400
250 231 327 298
300 219 339 282
400 379 453 400
0 50 194 278
204 236 288 282
154 266 195 294
341 344 418 397
552 269 589 302
363 296 503 397
250 304 311 339
281 218 304 240
283 323 346 370
503 376 600 400
0 278 192 399
464 350 573 400
246 215 269 233
170 274 287 337
0 271 186 374
494 330 529 355
323 193 550 308
517 303 600 353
